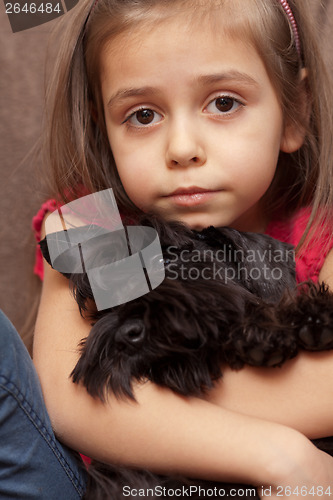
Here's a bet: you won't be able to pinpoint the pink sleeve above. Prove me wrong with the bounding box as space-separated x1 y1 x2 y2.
291 208 333 283
32 199 59 281
266 208 333 283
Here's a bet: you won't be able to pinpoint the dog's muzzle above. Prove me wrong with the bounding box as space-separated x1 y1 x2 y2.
115 319 146 348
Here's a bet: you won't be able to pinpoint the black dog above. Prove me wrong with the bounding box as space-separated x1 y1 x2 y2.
40 214 333 499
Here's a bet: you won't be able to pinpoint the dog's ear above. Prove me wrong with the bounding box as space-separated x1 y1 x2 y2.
150 356 219 397
71 312 142 402
39 228 97 315
39 227 94 279
39 235 72 278
39 236 52 266
210 227 296 302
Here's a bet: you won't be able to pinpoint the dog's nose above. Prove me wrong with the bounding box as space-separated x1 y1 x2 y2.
115 320 146 346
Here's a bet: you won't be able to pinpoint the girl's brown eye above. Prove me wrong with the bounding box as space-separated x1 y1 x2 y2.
215 97 234 113
206 96 242 116
126 108 163 127
136 109 154 124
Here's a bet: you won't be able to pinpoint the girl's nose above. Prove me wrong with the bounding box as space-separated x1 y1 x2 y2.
165 120 207 168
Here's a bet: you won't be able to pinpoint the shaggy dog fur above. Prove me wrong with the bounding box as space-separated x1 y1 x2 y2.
40 214 333 499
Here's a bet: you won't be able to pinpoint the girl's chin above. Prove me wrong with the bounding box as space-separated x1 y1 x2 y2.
167 214 219 231
139 205 223 230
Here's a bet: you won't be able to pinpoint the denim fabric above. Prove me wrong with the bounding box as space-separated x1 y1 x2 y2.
0 310 87 499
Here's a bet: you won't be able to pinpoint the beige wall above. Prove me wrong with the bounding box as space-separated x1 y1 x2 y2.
0 4 55 341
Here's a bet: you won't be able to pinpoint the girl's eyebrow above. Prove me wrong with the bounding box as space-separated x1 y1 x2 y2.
107 71 260 109
196 71 260 88
107 87 159 109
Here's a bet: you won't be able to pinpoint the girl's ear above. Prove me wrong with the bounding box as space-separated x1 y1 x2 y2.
280 68 309 154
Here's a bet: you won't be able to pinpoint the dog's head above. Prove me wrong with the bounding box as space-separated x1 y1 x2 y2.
70 269 254 401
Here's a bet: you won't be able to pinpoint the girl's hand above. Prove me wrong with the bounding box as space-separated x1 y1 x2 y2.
260 444 333 500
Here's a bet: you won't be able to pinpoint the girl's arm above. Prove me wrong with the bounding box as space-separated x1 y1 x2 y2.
207 247 333 436
33 251 333 491
205 350 333 438
32 264 302 483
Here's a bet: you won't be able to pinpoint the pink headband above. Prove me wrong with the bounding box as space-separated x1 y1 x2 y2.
278 0 301 56
89 0 301 56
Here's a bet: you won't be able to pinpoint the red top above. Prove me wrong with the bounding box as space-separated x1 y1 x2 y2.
32 201 332 283
265 207 333 283
32 198 59 280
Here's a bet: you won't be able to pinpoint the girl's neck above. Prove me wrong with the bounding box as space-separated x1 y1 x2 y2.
229 208 270 234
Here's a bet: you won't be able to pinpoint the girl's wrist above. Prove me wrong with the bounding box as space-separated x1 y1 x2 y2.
262 431 331 490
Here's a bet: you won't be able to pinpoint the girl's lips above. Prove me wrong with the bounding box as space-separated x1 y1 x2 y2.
164 188 220 207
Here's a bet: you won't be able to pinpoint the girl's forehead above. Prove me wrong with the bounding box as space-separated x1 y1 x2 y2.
100 12 271 101
128 0 253 33
101 1 256 60
89 0 286 103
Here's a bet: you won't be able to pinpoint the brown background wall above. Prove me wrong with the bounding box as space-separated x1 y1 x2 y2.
0 0 332 346
0 2 60 347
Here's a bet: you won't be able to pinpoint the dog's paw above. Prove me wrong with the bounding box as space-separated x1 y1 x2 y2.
246 345 289 367
226 338 283 368
291 283 333 351
241 340 298 367
228 308 299 368
297 316 333 350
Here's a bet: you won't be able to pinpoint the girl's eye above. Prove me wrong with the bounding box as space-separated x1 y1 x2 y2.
206 97 242 115
125 108 162 127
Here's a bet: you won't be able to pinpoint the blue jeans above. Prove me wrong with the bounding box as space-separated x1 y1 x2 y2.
0 310 87 499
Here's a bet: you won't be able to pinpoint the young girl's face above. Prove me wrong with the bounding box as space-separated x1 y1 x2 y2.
100 10 298 232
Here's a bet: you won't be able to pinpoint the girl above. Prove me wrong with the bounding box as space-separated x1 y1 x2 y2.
6 0 333 497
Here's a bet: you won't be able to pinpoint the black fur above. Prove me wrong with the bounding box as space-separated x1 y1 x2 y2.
40 214 333 499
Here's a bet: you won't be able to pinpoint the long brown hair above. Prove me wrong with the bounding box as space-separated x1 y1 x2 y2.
42 0 333 251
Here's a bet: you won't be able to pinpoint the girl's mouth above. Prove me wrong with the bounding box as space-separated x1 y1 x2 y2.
164 186 220 207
